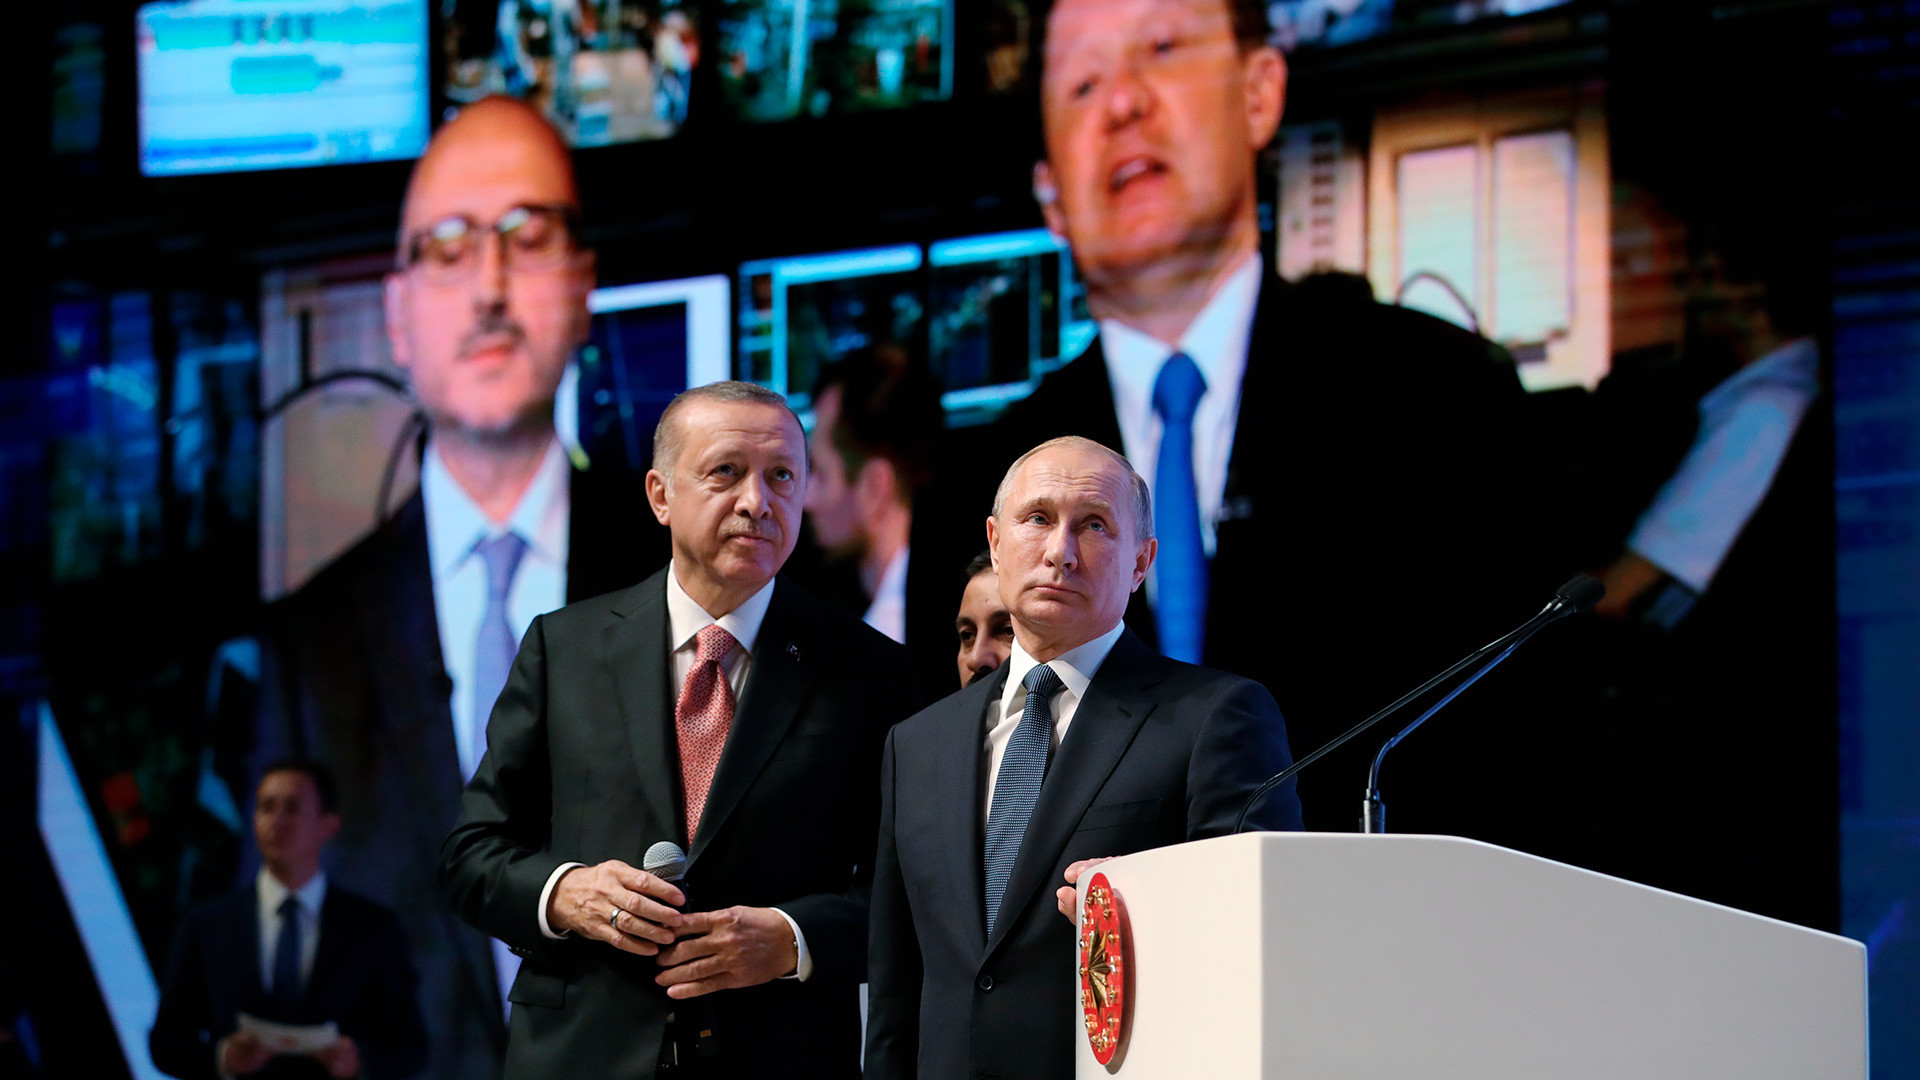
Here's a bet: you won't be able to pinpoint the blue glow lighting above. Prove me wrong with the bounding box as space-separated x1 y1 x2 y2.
770 246 923 285
928 229 1067 267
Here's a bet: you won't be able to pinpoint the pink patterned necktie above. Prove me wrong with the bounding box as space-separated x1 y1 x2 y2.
676 624 739 843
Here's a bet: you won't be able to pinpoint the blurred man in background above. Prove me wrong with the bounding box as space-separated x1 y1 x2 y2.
954 551 1014 688
803 349 963 698
151 760 426 1080
991 0 1539 834
257 97 662 1078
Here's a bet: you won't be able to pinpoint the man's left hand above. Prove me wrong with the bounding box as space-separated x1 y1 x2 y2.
311 1036 360 1079
654 906 798 999
1056 857 1116 922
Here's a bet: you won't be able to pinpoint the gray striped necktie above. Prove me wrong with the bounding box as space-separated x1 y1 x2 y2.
983 663 1065 937
469 532 529 783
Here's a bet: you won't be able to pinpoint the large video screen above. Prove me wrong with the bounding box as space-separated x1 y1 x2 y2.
718 0 953 121
136 0 431 175
441 0 702 146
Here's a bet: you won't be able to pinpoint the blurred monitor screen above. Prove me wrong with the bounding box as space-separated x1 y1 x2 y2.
927 229 1094 416
737 245 925 409
568 274 732 471
718 0 953 121
136 0 430 175
1270 0 1572 52
441 0 702 147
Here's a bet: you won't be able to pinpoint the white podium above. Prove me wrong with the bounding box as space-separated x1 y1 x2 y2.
1073 832 1866 1079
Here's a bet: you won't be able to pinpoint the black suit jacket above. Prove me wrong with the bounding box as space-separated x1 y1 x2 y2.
989 275 1545 834
255 464 666 1080
865 630 1303 1080
439 569 919 1080
149 881 428 1080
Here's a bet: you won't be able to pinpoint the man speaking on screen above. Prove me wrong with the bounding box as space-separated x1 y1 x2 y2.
992 0 1543 834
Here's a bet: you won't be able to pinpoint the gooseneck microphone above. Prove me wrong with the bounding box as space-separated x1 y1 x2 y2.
1231 575 1606 835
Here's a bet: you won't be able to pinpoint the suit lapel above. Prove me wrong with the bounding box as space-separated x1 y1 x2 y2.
985 632 1166 959
690 580 816 865
606 569 685 845
940 668 1005 954
305 891 343 1010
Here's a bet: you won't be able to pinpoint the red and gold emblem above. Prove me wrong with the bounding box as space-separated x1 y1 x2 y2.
1077 871 1130 1067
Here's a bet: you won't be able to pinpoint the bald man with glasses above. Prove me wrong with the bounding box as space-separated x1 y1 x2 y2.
256 96 666 1079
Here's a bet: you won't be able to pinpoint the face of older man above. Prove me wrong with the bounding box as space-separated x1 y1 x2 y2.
987 442 1155 658
383 98 594 444
956 569 1016 687
647 399 807 613
1034 0 1283 289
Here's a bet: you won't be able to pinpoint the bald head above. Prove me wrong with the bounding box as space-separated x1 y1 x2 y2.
400 96 579 244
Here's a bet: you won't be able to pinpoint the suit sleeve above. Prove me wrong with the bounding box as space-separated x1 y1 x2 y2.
770 641 920 986
1187 679 1305 837
439 612 558 951
862 725 921 1079
358 908 429 1080
148 910 217 1080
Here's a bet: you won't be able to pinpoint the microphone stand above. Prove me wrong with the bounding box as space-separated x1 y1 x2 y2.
1233 577 1602 835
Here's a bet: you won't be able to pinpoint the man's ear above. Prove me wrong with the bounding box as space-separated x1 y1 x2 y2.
320 811 342 844
646 469 672 526
1132 537 1158 591
1244 46 1287 151
856 457 902 515
383 272 414 371
985 515 1002 574
1033 160 1067 237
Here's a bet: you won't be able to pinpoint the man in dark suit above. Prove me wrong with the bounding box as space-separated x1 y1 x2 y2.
440 381 919 1079
151 760 427 1080
992 0 1540 833
255 97 667 1079
866 436 1302 1080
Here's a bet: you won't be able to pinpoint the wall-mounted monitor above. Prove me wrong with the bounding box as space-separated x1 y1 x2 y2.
717 0 953 122
926 228 1094 420
567 274 732 471
441 0 702 147
737 245 924 408
137 0 431 176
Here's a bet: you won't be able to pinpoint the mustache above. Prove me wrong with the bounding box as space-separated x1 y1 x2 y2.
457 309 528 358
721 520 780 541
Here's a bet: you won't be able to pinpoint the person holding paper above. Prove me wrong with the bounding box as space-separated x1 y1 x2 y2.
150 760 428 1080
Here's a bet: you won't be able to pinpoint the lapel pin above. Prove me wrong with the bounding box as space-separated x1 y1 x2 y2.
786 643 802 662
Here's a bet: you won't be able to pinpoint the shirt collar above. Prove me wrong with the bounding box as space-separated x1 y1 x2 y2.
999 618 1128 719
1698 335 1821 417
257 866 328 916
1099 253 1262 411
421 437 570 579
665 560 777 658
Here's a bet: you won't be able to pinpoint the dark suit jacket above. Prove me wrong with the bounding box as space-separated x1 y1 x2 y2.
149 881 428 1080
989 274 1545 835
865 630 1303 1080
255 464 666 1080
438 569 919 1080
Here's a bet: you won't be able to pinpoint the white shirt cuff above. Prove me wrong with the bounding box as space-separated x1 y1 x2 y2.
769 907 812 981
538 862 587 939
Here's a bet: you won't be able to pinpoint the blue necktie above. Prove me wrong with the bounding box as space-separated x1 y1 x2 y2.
469 533 529 783
470 532 528 1017
271 895 301 1009
1152 352 1209 663
983 664 1065 937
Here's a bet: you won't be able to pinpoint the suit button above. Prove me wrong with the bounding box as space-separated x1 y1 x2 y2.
977 975 994 991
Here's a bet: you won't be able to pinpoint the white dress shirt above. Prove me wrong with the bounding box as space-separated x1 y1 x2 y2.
419 437 571 782
420 436 569 1015
1097 253 1261 579
256 867 326 996
1628 336 1820 592
982 620 1128 825
536 564 812 980
862 544 910 645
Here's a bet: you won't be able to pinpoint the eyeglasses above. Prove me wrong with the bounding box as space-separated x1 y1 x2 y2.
400 203 583 285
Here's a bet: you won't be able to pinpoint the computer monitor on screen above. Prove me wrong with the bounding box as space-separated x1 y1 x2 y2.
565 274 732 472
137 0 431 176
736 245 925 411
926 228 1095 422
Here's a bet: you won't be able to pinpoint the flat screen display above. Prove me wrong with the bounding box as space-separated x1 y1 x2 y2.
718 0 953 121
136 0 430 175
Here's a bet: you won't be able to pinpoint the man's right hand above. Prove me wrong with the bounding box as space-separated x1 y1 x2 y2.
547 860 687 956
220 1031 273 1076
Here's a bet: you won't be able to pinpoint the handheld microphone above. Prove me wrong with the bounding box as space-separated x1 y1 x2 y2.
641 841 719 1060
1232 574 1606 834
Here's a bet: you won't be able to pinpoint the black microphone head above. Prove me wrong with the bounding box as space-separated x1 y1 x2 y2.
643 841 688 883
1555 574 1607 614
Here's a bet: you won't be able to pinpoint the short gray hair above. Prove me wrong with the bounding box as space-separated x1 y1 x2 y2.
651 380 804 481
992 436 1154 542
